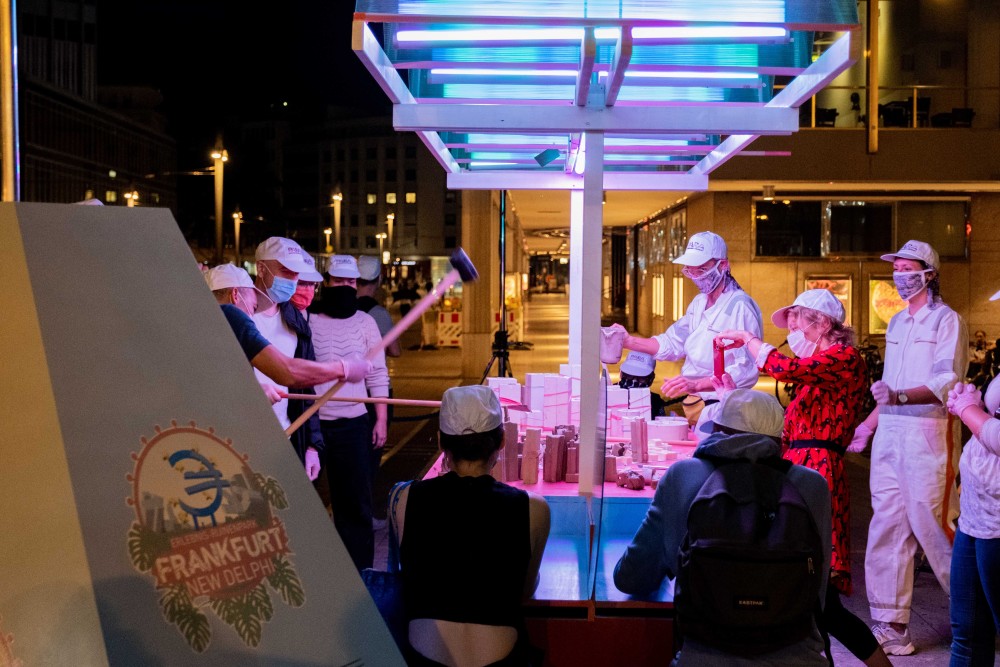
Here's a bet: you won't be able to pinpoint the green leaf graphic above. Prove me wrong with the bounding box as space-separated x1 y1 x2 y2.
210 584 272 648
159 584 211 652
267 555 305 607
259 477 289 510
127 522 169 572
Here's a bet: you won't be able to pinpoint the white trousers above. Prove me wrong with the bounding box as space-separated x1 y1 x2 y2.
865 413 959 624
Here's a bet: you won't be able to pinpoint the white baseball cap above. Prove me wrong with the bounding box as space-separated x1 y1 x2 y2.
772 289 846 328
440 385 503 436
205 264 254 291
881 240 939 271
327 254 361 279
700 389 784 438
357 255 383 282
991 289 1000 302
620 351 656 376
299 253 324 283
255 237 314 274
672 231 728 266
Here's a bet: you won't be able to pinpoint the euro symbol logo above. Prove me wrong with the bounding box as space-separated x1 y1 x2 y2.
169 449 232 529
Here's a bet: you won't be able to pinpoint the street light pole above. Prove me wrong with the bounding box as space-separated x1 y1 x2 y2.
211 137 228 264
332 191 343 251
376 232 387 263
233 207 243 265
323 227 333 253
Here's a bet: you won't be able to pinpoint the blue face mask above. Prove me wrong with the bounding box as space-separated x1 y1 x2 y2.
263 265 297 303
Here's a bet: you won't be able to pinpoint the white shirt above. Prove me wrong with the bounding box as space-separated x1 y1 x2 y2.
653 288 763 399
958 377 1000 539
253 307 298 429
881 301 968 419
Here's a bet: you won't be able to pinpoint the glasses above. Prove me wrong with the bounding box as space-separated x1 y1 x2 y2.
681 261 718 279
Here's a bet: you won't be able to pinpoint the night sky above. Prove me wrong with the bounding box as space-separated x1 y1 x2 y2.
94 0 390 240
96 0 389 159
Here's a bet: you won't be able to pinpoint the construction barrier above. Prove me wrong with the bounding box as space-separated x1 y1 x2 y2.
437 310 463 347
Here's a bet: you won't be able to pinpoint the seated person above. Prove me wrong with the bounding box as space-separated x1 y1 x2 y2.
618 351 667 417
614 389 832 666
391 385 550 667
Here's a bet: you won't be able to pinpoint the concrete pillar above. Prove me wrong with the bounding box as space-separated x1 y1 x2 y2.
460 190 500 379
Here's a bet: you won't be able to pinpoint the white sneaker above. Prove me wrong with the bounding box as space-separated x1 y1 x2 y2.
872 623 915 656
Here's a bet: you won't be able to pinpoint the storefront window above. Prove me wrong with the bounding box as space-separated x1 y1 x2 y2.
825 201 892 254
754 200 822 257
897 201 968 259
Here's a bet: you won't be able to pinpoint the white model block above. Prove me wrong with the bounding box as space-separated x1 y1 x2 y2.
524 410 543 428
522 385 544 411
628 387 651 411
606 387 629 411
647 418 689 442
524 372 548 387
543 405 570 430
570 397 580 426
559 363 582 378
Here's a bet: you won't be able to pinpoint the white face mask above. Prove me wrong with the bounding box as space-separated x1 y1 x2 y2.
893 269 932 301
787 326 817 358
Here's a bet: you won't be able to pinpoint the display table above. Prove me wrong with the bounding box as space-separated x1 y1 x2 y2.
423 451 685 665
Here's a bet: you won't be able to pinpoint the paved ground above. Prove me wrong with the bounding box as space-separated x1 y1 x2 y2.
372 292 960 665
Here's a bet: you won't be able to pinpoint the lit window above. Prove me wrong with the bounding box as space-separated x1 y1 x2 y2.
386 192 397 204
366 193 377 205
405 192 417 204
151 193 160 204
105 190 118 203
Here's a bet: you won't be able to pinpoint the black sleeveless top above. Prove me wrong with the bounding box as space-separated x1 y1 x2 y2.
401 472 531 628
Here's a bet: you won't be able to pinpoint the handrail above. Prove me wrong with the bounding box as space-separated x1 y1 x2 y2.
773 84 1000 128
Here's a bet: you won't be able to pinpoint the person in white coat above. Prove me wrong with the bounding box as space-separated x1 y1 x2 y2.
610 231 763 422
851 240 968 656
944 286 1000 667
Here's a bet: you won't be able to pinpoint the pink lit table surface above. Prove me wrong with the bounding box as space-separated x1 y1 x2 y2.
423 443 696 604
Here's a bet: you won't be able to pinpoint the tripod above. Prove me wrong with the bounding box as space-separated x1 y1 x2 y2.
480 328 514 383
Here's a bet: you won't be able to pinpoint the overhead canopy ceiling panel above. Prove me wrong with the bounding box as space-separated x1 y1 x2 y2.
353 0 860 191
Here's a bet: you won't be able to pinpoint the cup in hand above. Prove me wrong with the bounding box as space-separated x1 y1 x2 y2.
600 326 626 364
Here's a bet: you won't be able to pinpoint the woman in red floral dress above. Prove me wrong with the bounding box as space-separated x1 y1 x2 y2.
718 289 891 667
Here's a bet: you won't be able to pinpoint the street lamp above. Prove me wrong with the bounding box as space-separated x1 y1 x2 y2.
124 190 139 207
386 212 395 254
323 227 333 253
233 207 244 265
331 191 343 251
375 232 387 263
211 138 229 264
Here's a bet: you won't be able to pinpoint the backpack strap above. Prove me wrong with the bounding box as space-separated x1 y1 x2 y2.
387 480 412 573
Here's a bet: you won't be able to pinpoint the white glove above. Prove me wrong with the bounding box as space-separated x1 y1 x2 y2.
260 383 282 405
947 382 983 420
304 448 321 481
846 423 874 453
340 354 373 383
870 380 894 406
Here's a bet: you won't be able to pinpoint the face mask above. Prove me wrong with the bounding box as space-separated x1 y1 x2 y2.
787 327 817 359
290 286 315 311
893 270 930 301
690 264 724 294
261 264 297 304
319 285 358 319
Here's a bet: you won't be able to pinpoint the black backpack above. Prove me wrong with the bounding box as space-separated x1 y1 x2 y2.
675 456 824 657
